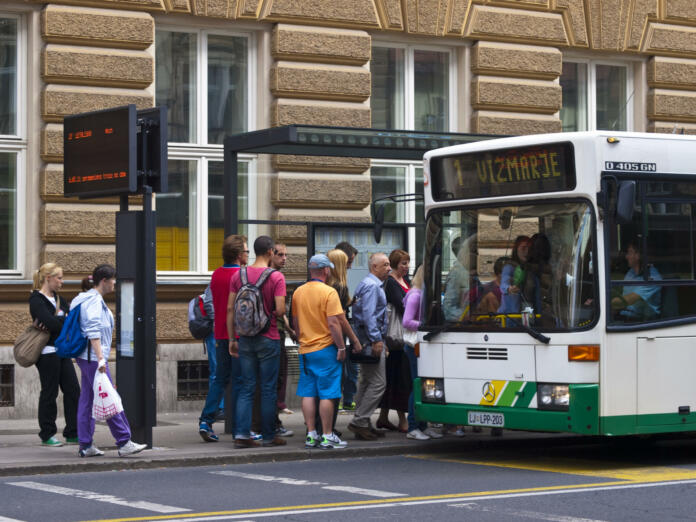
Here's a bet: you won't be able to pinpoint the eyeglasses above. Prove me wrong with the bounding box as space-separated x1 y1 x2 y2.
242 250 250 254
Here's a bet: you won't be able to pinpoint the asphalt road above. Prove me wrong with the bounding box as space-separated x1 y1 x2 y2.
3 435 696 521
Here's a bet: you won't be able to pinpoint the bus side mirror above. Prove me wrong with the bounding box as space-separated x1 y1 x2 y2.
616 180 636 224
373 205 385 243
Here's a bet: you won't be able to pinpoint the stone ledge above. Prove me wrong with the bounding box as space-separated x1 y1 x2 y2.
465 5 568 46
471 111 561 135
42 4 154 50
42 85 153 123
472 42 561 80
471 77 561 114
270 61 370 102
43 45 153 88
272 24 370 65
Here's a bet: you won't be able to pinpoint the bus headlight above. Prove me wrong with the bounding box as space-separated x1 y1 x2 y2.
537 383 569 411
422 378 445 403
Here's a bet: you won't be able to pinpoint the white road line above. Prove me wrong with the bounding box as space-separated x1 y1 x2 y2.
0 516 27 522
211 471 407 498
155 478 696 521
6 482 190 514
449 502 607 522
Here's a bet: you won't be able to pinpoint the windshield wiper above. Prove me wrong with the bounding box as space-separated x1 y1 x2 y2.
423 315 550 344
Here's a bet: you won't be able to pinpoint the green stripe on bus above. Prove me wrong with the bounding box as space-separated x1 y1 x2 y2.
512 382 535 408
497 381 523 407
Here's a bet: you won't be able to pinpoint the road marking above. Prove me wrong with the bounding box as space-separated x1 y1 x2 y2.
82 478 696 522
211 471 406 498
410 454 696 481
450 502 607 522
6 482 190 514
0 517 27 522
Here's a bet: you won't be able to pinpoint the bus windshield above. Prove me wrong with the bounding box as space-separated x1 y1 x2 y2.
423 200 597 332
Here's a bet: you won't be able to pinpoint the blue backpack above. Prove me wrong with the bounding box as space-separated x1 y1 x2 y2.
55 303 89 359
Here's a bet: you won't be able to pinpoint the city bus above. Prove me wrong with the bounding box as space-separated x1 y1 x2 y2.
414 131 696 436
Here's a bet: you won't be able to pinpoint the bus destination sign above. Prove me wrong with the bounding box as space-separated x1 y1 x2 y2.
430 142 576 201
64 105 137 198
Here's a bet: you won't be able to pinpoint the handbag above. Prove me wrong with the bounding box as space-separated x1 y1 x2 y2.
13 296 60 367
385 303 405 351
348 317 380 364
92 370 124 421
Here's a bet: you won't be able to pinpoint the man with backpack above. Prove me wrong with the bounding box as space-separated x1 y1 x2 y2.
197 234 248 443
227 235 287 448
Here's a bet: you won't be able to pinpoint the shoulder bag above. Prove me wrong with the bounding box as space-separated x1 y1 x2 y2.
14 297 60 367
385 303 405 351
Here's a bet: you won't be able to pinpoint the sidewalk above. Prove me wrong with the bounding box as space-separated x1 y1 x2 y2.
0 410 577 477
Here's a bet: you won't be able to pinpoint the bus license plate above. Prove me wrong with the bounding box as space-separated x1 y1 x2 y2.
468 411 504 427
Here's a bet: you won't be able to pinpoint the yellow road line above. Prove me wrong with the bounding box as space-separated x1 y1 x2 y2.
411 454 696 482
81 480 630 522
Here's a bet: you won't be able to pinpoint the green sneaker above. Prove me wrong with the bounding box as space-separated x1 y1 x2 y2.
41 436 63 447
305 433 320 448
343 402 356 411
64 437 79 445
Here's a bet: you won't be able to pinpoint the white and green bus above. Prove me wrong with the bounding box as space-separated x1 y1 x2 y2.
415 131 696 436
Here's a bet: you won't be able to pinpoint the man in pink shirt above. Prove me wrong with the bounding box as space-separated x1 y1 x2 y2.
227 235 287 448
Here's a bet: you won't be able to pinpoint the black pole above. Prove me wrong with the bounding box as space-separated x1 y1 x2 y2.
142 185 156 448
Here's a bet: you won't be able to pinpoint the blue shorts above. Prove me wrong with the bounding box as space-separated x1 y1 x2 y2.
296 344 342 400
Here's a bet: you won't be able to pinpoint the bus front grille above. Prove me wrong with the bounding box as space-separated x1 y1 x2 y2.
467 347 508 360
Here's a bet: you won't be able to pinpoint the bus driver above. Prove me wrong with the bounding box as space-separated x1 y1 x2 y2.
611 239 662 321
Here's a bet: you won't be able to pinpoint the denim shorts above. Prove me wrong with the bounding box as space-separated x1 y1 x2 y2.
296 344 342 400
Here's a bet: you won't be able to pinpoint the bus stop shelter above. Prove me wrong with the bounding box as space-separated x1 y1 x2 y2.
223 125 496 270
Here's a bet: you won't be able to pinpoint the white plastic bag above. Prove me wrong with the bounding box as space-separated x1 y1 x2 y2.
92 370 124 421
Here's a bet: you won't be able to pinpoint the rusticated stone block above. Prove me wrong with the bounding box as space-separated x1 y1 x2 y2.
42 244 115 275
644 23 696 57
157 303 191 341
471 111 562 135
42 5 154 50
272 154 370 173
274 207 371 244
0 305 32 345
262 0 380 29
272 24 370 65
648 57 696 91
664 0 696 23
270 62 370 102
472 77 561 114
43 45 153 88
273 174 371 210
43 85 153 123
648 121 696 134
40 163 65 200
465 5 568 46
41 203 118 243
374 0 403 30
272 99 370 127
648 89 696 123
41 123 63 163
555 0 589 47
472 42 561 80
41 0 165 12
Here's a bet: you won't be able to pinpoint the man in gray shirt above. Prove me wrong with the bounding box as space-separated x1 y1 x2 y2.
347 252 390 441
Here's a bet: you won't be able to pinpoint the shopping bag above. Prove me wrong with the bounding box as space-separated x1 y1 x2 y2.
92 370 124 421
403 329 418 348
385 303 405 351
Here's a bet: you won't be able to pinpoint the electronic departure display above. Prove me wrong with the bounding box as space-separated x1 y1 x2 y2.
430 142 576 200
64 105 137 198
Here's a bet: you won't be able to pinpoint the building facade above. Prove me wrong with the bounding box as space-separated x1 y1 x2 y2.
2 0 696 417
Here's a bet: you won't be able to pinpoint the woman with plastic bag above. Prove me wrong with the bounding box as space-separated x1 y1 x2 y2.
71 264 146 458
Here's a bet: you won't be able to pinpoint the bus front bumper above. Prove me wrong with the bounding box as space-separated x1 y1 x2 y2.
414 378 600 435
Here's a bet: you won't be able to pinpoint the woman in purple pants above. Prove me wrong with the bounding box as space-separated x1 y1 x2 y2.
72 264 146 458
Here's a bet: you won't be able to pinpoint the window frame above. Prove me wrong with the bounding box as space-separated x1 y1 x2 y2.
155 24 257 276
561 57 636 132
0 11 25 277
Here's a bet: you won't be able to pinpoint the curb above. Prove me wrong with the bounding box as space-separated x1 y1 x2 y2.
0 433 590 478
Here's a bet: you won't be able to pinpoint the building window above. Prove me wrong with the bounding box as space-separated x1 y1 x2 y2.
177 360 209 401
370 44 453 263
155 28 254 273
561 61 632 132
0 364 14 406
0 15 23 274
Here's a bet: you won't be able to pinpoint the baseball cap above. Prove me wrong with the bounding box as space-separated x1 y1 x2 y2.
308 254 334 269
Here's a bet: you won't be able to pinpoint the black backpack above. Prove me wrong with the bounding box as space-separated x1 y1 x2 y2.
188 289 213 340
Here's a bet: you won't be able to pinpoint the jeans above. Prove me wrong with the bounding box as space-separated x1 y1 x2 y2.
341 357 359 405
35 353 79 442
205 333 224 410
199 340 241 430
236 336 280 442
405 345 426 432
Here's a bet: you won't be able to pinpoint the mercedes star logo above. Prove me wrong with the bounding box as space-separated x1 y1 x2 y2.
482 381 496 403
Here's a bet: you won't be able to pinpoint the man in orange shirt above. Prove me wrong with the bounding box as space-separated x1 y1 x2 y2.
292 254 349 449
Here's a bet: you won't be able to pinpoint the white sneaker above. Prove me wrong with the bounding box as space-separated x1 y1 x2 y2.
118 440 147 457
78 445 104 457
453 428 466 437
424 427 444 439
406 429 430 441
320 432 347 449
